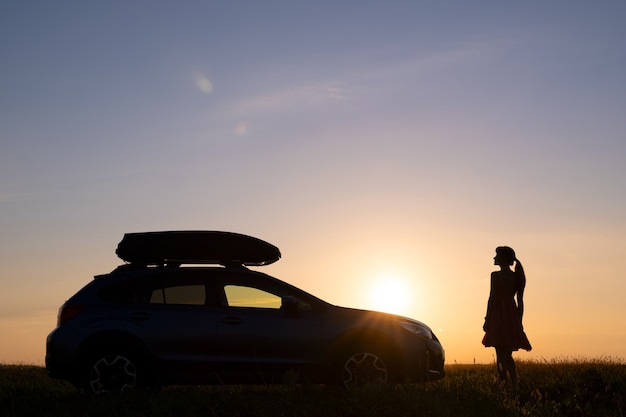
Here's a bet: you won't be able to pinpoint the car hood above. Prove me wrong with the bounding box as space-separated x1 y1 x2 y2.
331 305 433 332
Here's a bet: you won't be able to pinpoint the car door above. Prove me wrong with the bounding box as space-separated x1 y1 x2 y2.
214 272 323 383
118 270 219 380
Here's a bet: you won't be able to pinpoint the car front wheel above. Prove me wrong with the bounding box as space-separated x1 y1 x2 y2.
341 350 390 389
87 353 138 394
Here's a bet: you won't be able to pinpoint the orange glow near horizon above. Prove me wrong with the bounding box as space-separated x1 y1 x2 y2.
1 209 626 367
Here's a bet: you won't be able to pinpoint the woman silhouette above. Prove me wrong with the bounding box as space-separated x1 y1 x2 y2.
482 246 531 386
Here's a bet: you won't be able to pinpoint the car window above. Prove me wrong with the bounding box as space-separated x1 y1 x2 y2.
224 284 281 309
150 284 206 305
98 281 150 304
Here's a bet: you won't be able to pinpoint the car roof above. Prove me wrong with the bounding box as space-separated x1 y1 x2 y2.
92 264 331 308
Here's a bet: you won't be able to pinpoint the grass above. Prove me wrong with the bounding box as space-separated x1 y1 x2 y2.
1 358 624 417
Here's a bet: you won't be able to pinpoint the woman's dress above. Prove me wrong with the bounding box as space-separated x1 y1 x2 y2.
482 270 532 351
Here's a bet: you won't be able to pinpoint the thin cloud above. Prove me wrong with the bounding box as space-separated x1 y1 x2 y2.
238 83 348 113
220 39 509 127
353 38 517 85
242 40 508 112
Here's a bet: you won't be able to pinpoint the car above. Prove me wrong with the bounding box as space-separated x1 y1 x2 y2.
46 231 445 393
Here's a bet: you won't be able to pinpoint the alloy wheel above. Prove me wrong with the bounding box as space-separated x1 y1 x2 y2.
342 352 388 389
88 354 137 394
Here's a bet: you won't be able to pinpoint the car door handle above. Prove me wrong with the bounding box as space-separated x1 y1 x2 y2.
128 312 150 321
220 316 242 325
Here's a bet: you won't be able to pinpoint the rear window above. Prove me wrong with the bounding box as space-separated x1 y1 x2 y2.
149 285 205 305
98 273 212 306
98 281 151 304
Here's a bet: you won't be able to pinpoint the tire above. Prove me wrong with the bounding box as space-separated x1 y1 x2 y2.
340 348 392 390
86 352 140 394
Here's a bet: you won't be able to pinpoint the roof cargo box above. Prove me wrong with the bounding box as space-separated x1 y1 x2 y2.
116 231 281 266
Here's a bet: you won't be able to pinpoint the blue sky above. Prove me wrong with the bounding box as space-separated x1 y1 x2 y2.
1 1 626 364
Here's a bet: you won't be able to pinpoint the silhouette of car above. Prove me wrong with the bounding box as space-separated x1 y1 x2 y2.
46 231 445 393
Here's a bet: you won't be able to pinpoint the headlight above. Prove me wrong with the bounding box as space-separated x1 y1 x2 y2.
399 320 432 339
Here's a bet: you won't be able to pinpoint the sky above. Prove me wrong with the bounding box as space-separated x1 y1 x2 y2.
1 1 625 366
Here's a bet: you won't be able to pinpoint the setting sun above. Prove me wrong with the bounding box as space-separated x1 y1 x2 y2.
369 274 413 315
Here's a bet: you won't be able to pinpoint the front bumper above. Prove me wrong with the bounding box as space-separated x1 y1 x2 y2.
425 342 445 380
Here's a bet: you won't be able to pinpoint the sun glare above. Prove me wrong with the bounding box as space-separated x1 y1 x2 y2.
369 275 412 315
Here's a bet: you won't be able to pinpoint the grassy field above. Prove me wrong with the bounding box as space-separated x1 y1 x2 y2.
1 358 624 417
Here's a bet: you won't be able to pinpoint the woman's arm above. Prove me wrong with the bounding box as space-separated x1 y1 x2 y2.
515 258 526 322
516 288 524 321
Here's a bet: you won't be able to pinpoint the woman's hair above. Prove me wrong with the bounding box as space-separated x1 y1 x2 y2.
496 246 526 289
496 246 515 264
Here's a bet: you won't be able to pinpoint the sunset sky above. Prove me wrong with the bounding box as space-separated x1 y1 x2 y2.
2 1 625 365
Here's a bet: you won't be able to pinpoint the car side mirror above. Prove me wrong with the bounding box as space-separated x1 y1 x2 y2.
281 296 300 317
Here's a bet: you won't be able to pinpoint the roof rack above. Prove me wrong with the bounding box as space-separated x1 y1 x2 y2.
111 260 248 274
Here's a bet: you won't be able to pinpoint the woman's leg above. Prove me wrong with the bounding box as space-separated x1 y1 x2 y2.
507 352 517 387
495 348 517 386
495 348 507 381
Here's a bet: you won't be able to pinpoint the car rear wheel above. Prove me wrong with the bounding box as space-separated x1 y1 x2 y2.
341 350 390 389
87 353 139 394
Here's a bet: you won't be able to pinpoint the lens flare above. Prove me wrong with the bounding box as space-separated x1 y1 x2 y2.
194 73 213 94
